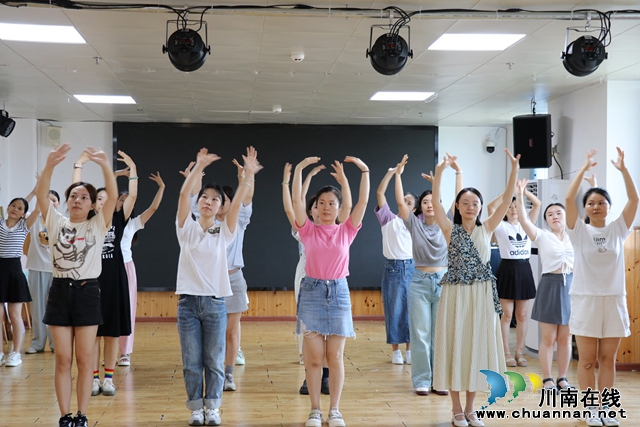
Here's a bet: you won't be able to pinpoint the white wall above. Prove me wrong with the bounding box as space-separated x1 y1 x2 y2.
606 81 640 226
439 126 510 219
0 119 112 213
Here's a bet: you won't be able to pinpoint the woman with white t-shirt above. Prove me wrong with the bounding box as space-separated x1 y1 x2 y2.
176 147 261 427
487 187 541 368
514 179 575 393
117 172 165 366
565 148 638 427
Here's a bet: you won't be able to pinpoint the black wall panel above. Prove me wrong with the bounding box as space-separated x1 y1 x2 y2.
114 123 437 291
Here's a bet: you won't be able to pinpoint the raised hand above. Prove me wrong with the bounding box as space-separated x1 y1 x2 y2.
115 166 131 178
421 171 434 182
344 156 368 171
179 161 196 178
150 172 165 188
46 143 72 167
516 178 528 195
75 150 90 166
583 149 597 171
611 146 625 171
309 165 326 177
434 155 453 175
84 146 110 167
505 148 520 168
583 173 597 188
283 163 292 183
195 148 221 168
448 153 461 172
242 152 263 176
396 154 408 175
297 157 321 169
330 161 346 184
117 150 136 168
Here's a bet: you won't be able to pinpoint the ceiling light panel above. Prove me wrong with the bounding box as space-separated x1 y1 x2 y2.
371 92 435 101
74 95 136 104
428 34 525 51
0 23 86 44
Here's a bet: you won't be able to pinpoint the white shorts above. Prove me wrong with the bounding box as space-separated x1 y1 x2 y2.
569 295 630 338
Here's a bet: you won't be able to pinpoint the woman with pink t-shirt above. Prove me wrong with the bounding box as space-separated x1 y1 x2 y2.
292 156 370 427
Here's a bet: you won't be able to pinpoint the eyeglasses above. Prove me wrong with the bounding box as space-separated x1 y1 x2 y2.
459 201 481 210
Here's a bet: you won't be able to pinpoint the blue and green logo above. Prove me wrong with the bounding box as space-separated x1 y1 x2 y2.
480 370 543 409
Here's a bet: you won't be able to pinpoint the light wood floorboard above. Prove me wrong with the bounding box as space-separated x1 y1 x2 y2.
1 321 639 426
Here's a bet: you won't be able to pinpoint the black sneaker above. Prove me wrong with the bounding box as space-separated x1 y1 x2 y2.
73 412 89 427
299 379 309 395
58 414 74 427
321 377 330 395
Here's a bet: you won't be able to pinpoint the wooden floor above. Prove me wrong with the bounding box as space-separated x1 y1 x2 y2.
1 321 639 426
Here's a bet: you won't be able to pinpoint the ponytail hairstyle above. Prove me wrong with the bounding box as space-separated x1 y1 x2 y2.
313 185 342 207
582 187 611 224
453 187 484 226
543 203 565 228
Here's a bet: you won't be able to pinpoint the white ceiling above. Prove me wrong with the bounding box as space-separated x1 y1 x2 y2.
1 1 639 126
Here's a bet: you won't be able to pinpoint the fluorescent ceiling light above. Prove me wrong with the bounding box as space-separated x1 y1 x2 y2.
74 95 136 104
428 34 525 51
371 92 435 101
0 23 86 44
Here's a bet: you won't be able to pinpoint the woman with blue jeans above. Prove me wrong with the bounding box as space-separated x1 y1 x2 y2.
375 166 415 365
175 147 261 426
394 154 462 396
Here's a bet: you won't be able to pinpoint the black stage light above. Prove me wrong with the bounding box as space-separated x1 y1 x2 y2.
367 32 413 76
0 110 15 137
163 26 211 72
562 35 607 77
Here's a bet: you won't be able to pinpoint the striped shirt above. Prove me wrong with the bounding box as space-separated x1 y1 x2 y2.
0 217 29 258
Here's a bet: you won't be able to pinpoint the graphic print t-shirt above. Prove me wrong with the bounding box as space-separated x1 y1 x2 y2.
494 221 531 259
45 202 109 280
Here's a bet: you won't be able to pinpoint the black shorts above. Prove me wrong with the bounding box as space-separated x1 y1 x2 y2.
43 278 103 327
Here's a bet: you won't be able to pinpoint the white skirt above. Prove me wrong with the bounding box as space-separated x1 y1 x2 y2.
433 280 506 392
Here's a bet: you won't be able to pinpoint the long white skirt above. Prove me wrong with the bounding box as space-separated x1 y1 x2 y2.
433 280 506 392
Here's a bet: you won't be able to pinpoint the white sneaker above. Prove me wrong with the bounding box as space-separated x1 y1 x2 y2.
328 408 346 427
101 378 116 396
0 352 5 366
25 347 40 354
235 348 245 365
91 378 102 396
585 406 603 427
223 373 236 391
118 354 131 366
405 350 411 365
601 406 620 427
6 351 22 367
305 409 323 427
189 408 205 426
204 408 221 426
299 354 304 365
391 349 403 365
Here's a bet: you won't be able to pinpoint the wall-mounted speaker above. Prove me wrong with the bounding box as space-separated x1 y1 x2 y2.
513 114 552 169
45 126 62 147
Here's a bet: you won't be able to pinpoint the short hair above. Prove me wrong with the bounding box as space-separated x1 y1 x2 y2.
198 183 225 207
221 185 235 202
64 182 98 220
453 187 484 226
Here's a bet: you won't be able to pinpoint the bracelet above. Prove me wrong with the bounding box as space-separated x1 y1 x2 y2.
74 163 83 169
362 170 370 173
129 176 138 180
282 182 290 185
455 171 463 175
240 182 252 187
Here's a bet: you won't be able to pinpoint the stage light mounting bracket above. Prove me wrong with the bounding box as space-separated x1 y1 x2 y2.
561 26 607 77
163 17 211 72
366 24 413 76
0 109 16 138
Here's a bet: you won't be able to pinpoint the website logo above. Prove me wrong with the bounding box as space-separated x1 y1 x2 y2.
480 370 542 408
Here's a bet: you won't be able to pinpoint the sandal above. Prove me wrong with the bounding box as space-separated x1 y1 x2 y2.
515 353 528 367
556 377 574 391
505 353 517 368
542 377 557 394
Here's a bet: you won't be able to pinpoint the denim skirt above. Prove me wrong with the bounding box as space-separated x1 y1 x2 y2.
296 276 355 338
381 259 414 344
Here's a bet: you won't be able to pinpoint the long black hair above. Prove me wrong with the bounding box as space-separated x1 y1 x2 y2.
414 190 432 217
503 196 516 221
453 187 483 226
582 187 611 224
8 198 29 218
313 185 342 207
65 182 98 219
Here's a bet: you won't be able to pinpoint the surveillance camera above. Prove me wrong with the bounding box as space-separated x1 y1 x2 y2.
272 105 282 114
291 53 305 62
485 139 496 153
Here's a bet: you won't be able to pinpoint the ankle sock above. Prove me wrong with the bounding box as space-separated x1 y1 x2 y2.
93 370 99 379
104 368 114 380
225 365 234 376
322 367 329 379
